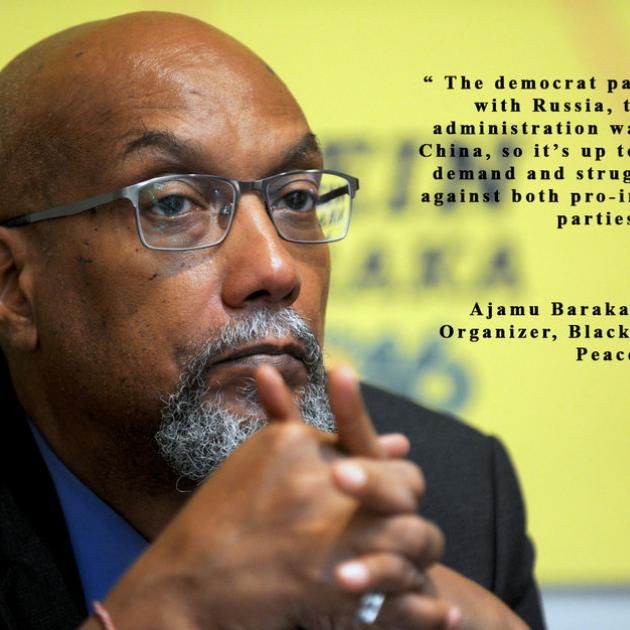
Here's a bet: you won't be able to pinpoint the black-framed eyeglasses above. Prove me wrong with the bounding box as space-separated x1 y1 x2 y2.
0 169 359 251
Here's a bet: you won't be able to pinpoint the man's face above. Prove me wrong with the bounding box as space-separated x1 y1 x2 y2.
21 18 331 470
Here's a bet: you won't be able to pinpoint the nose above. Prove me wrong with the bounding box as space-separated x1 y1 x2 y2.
219 193 300 309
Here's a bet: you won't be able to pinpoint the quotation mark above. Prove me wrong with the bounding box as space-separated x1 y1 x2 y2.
423 76 433 83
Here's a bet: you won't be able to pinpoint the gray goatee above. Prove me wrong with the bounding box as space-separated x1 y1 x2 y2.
155 308 335 483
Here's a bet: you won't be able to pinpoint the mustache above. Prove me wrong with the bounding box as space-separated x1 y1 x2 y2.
170 307 324 401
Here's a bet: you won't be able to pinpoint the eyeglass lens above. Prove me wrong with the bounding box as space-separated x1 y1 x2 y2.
136 172 352 249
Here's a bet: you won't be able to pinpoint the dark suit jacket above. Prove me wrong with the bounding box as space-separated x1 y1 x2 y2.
0 355 545 629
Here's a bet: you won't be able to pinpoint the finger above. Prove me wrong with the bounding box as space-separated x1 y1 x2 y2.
328 365 384 458
255 364 300 422
381 592 461 630
331 458 423 513
349 514 445 570
378 433 410 458
335 553 425 594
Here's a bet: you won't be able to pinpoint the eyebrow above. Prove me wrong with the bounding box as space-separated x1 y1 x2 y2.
122 129 202 162
268 132 323 175
121 129 323 176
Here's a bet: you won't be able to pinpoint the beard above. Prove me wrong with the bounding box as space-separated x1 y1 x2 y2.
155 307 335 483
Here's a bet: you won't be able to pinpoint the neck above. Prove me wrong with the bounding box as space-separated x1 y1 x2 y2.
7 355 191 538
29 415 190 539
59 424 189 539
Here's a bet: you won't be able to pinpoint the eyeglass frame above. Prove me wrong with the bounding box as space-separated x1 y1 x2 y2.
0 169 359 251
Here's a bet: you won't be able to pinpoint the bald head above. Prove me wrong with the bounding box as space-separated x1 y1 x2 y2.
0 11 329 515
0 10 360 614
0 12 302 222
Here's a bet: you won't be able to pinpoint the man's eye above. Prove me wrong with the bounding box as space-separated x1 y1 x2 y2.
279 189 317 212
152 195 193 217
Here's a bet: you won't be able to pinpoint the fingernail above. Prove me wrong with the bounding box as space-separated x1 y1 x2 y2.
335 461 367 490
337 365 359 388
337 561 369 587
447 606 462 628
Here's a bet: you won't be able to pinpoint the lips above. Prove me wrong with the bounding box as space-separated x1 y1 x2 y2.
204 340 309 392
209 340 305 367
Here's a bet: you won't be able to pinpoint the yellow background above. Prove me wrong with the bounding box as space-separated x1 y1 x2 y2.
2 0 629 585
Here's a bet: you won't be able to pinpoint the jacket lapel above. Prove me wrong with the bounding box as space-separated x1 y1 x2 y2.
0 351 85 629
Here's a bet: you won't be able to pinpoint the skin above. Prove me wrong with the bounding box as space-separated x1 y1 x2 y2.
0 12 528 630
1 12 330 532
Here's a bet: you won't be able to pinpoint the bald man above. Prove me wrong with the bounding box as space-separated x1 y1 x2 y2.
0 12 544 630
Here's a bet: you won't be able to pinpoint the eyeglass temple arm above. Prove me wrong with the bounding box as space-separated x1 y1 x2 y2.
0 190 123 227
318 180 359 205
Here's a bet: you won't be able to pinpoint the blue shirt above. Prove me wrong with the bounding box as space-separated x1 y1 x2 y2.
29 422 148 610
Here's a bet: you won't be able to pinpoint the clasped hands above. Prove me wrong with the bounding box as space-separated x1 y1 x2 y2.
92 366 527 630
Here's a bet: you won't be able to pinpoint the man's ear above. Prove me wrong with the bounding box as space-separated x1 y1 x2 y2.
0 228 37 352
